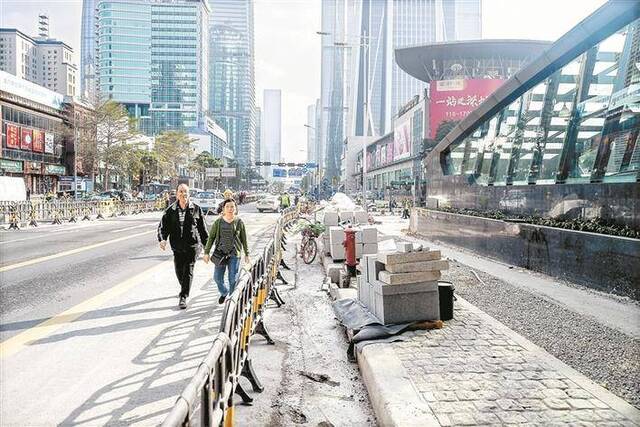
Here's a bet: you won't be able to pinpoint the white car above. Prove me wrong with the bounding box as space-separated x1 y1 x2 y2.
256 196 280 213
193 191 223 214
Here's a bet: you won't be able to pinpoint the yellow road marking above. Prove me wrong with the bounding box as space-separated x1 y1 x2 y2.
0 260 172 359
0 229 155 272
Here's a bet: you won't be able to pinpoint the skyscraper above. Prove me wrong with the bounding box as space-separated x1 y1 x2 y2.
262 89 281 168
320 0 482 182
209 0 256 168
80 0 97 102
95 0 210 135
320 0 360 184
391 0 482 117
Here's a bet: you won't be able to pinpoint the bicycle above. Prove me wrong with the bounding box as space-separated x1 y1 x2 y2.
295 217 325 264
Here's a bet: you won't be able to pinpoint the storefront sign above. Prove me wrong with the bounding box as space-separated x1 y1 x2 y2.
33 130 45 153
20 128 33 151
44 132 55 154
0 159 23 173
44 164 66 175
0 70 65 110
429 78 505 139
6 124 20 149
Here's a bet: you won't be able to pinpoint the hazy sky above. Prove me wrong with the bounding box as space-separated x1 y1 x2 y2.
0 0 607 162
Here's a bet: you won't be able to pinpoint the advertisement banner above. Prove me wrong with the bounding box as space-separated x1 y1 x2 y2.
20 128 33 151
6 124 20 149
44 132 55 154
33 130 45 153
429 78 505 139
386 142 394 164
394 114 412 161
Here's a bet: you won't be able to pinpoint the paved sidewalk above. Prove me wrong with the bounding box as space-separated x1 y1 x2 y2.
358 296 640 426
347 216 640 426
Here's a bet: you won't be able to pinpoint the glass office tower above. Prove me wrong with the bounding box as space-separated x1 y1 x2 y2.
209 0 256 168
80 0 98 102
96 0 209 135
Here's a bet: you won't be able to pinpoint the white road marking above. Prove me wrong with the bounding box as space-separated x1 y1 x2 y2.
110 223 157 233
0 230 155 272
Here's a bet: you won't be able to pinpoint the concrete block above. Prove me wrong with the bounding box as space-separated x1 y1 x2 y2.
356 243 363 258
357 275 372 309
377 250 440 266
386 259 449 274
371 281 440 324
326 264 342 284
330 244 345 260
355 229 363 243
363 243 378 255
354 210 368 224
364 254 386 286
378 270 441 285
339 211 354 223
397 242 413 253
324 211 339 226
329 226 344 246
361 226 378 244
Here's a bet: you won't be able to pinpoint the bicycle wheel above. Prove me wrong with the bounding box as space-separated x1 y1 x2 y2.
302 238 317 264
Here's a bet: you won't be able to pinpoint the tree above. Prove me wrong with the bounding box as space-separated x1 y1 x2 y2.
190 151 223 189
93 100 139 189
153 130 197 181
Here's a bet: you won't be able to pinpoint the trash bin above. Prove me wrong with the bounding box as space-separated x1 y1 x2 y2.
438 281 455 321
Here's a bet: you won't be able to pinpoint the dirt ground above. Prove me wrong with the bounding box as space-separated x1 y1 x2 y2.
234 233 376 426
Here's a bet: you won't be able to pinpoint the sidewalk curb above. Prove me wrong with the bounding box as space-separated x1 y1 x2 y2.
358 343 439 427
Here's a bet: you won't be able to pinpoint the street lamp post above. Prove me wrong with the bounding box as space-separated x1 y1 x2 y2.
334 32 372 212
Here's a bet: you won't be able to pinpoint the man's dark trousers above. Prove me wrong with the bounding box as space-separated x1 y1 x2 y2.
174 249 196 298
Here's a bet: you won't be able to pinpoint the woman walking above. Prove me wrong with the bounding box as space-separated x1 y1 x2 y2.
203 198 250 304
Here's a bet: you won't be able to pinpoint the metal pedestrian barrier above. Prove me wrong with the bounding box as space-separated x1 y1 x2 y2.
0 200 163 229
162 206 299 427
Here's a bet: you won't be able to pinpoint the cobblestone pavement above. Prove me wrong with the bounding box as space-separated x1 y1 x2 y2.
392 300 638 426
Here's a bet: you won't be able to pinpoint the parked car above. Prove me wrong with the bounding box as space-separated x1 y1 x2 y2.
193 191 223 214
256 196 280 213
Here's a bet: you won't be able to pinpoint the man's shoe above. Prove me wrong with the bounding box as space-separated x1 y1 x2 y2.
179 297 187 309
218 295 226 304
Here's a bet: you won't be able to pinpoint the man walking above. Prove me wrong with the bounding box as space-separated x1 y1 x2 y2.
158 184 208 309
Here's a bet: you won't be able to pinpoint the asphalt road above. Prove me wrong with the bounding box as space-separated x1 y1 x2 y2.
0 202 281 425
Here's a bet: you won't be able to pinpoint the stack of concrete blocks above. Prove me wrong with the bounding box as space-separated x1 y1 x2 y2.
328 226 345 260
322 211 339 256
355 226 378 259
359 244 448 324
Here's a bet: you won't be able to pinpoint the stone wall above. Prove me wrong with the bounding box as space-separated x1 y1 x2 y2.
410 208 640 300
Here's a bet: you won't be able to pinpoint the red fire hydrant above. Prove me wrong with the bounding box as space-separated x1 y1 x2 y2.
343 226 357 277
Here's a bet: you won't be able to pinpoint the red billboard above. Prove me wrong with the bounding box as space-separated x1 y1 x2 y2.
21 128 33 151
33 130 45 153
429 78 505 139
6 124 20 149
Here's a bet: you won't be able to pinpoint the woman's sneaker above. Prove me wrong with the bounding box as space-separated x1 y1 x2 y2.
179 296 187 309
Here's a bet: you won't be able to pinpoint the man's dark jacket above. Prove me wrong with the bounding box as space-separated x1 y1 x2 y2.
157 200 208 252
